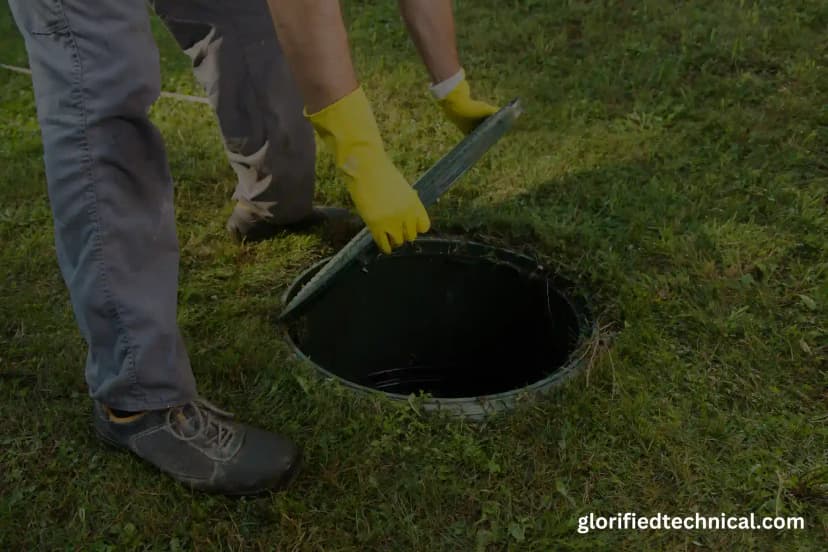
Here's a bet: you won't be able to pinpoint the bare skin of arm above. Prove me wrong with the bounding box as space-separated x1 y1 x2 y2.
266 0 463 112
397 0 462 84
265 0 358 113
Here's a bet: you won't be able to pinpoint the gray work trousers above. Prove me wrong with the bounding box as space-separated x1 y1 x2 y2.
152 0 316 223
8 0 313 411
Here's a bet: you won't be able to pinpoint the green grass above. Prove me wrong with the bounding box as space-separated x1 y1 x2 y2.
1 0 827 549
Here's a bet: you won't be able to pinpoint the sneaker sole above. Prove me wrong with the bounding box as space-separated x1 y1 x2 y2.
94 424 303 496
223 453 303 497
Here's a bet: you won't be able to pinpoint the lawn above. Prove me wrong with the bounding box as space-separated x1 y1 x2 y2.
1 1 826 550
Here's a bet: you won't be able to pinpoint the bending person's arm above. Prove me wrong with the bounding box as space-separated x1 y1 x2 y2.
398 0 498 134
266 1 429 254
266 1 356 113
397 0 460 84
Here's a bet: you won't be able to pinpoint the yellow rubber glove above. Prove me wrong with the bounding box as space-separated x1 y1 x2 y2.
437 76 499 134
307 88 430 254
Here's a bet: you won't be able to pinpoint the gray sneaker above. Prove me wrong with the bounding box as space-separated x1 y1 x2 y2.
226 203 361 244
93 399 301 495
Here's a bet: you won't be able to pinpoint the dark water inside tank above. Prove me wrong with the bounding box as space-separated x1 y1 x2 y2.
288 249 581 398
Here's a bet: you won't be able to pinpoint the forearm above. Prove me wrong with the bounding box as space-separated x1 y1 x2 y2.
398 0 461 84
265 0 358 112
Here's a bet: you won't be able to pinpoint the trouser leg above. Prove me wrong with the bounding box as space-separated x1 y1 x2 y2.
8 0 197 410
153 0 316 225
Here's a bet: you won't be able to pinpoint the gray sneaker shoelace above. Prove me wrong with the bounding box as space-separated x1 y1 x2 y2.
166 398 237 453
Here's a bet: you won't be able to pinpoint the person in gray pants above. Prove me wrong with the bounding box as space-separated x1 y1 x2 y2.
8 0 497 495
152 0 339 241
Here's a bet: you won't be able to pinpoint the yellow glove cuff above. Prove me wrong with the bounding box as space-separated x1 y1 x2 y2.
430 68 466 99
305 87 384 180
438 78 473 112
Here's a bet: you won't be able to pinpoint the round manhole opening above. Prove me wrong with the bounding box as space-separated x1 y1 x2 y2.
283 238 591 419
